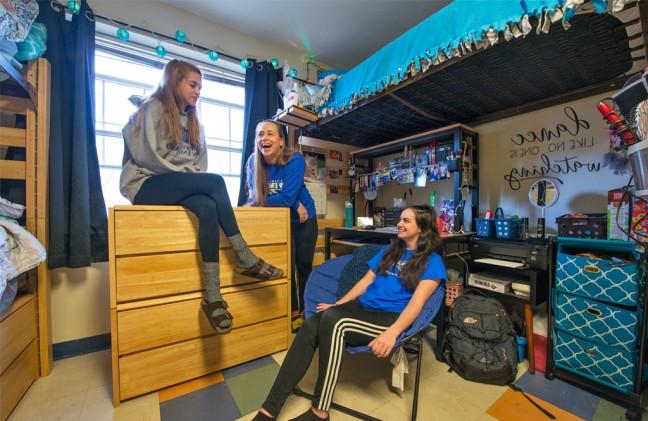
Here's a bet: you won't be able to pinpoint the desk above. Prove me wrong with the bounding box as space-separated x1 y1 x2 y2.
324 227 472 260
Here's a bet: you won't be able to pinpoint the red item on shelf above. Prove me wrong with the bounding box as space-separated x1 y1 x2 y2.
597 101 639 147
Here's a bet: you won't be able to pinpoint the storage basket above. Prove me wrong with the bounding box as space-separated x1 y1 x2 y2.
495 218 521 239
445 281 464 307
475 218 495 237
556 213 607 239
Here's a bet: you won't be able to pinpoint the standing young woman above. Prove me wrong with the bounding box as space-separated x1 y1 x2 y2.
120 60 283 334
246 120 318 313
252 205 446 421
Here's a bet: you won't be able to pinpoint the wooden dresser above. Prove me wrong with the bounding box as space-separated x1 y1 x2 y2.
108 206 291 406
0 294 38 420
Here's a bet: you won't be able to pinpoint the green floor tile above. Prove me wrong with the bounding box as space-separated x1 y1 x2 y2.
226 360 280 416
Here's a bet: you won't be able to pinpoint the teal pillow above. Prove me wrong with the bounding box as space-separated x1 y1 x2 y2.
15 23 47 62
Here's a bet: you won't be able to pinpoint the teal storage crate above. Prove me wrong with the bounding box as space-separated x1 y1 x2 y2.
554 292 639 352
555 238 642 306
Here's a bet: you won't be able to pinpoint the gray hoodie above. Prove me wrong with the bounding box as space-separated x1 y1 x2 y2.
120 99 207 202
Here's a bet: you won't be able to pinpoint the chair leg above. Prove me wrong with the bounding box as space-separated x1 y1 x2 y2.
411 332 423 421
293 386 382 421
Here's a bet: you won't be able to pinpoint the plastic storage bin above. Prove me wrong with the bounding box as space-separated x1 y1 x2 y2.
556 213 607 239
495 218 521 239
475 218 495 237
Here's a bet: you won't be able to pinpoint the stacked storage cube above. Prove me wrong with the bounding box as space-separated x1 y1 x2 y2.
552 238 645 392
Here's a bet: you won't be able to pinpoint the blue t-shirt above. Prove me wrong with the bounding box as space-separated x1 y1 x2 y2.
359 246 446 313
246 153 316 223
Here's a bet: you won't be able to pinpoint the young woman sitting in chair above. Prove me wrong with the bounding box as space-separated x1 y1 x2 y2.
253 205 446 421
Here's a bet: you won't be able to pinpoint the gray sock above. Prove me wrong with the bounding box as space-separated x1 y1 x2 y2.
203 262 231 329
227 233 259 268
203 261 222 302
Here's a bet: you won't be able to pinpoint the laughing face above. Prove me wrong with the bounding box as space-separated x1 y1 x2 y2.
397 208 422 246
256 121 284 164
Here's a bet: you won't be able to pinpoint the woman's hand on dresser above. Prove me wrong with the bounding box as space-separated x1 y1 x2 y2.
297 202 308 223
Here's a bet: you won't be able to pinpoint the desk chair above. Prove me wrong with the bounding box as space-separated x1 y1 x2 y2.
295 252 445 421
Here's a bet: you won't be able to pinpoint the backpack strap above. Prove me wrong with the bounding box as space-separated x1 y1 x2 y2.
509 384 556 419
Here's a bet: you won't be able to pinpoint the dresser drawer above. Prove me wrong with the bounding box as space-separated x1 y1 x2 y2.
554 292 638 351
555 251 640 306
113 207 289 255
0 295 36 374
553 328 641 392
115 245 288 302
119 316 288 400
117 281 288 355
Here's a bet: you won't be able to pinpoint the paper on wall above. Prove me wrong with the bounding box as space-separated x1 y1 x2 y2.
305 180 327 215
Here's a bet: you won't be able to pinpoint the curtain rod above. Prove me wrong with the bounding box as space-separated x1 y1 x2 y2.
49 0 242 63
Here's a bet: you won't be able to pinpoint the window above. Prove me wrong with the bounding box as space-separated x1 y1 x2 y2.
94 49 245 208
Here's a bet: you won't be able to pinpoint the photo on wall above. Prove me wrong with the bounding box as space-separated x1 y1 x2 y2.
304 151 326 180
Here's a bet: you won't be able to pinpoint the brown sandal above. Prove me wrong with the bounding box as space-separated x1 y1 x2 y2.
235 258 283 280
201 300 233 334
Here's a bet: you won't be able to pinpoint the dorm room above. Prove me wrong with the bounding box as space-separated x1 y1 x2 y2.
1 1 648 420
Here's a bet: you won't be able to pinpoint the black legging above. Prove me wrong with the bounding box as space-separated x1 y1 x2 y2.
262 300 399 415
133 172 240 262
291 217 318 312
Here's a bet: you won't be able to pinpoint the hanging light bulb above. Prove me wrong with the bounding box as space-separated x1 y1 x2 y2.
207 50 219 62
175 30 186 44
271 58 281 70
288 68 298 78
155 45 167 58
240 58 252 69
116 27 130 41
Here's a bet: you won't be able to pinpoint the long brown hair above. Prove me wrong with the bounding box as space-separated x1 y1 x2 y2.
377 205 442 290
249 119 294 206
133 59 202 149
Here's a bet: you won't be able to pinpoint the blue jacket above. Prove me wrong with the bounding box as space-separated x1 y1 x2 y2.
246 153 316 223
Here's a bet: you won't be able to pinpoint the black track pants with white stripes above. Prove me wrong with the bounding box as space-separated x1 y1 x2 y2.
262 300 399 416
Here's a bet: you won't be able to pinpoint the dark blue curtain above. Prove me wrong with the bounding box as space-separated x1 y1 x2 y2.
37 1 108 268
237 61 282 206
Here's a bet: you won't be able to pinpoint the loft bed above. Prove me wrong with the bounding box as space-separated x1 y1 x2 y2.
0 58 51 420
305 0 648 147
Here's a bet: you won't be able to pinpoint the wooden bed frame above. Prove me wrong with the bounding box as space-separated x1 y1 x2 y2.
108 206 292 406
0 58 51 420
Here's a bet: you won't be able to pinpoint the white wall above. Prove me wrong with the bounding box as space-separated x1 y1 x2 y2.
476 91 627 235
50 2 318 344
88 0 310 78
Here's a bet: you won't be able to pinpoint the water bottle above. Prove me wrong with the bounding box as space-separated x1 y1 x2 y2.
344 201 353 228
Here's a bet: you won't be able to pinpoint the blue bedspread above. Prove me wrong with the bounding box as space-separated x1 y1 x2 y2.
322 0 610 114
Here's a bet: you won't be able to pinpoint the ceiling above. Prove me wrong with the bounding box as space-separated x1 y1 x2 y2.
159 0 452 69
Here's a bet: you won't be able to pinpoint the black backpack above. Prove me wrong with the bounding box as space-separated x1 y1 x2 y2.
443 289 518 385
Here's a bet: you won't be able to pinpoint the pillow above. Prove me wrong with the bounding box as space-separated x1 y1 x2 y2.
336 244 384 298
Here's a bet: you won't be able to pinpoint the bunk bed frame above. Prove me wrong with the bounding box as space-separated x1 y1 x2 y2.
305 2 648 148
0 58 51 420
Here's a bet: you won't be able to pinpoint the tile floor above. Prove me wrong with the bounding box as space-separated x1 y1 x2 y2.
7 328 642 421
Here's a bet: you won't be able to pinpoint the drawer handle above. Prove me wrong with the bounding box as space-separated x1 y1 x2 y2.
586 307 602 318
582 265 601 274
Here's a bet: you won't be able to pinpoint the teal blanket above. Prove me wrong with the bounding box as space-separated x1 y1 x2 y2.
323 0 610 114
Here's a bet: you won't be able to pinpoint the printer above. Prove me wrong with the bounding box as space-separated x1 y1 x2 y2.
470 236 550 272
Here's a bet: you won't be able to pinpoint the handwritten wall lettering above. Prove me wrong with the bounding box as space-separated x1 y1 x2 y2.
509 106 590 146
505 154 601 190
503 106 602 190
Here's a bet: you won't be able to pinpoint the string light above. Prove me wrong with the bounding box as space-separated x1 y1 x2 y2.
207 50 219 62
240 58 252 69
175 30 186 44
271 58 281 70
155 45 167 58
116 27 130 41
288 68 298 78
